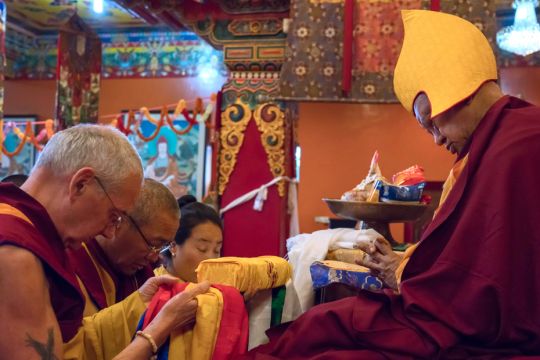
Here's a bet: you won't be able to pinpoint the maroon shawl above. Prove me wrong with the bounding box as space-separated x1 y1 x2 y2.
245 96 540 359
68 237 153 310
0 183 84 342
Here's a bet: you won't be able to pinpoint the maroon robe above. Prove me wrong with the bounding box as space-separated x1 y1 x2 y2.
0 184 84 342
68 237 153 310
244 96 540 359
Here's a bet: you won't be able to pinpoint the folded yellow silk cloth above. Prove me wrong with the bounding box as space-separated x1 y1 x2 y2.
326 249 367 264
169 284 224 360
196 256 291 294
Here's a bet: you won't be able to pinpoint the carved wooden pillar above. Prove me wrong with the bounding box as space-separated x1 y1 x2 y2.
218 73 296 257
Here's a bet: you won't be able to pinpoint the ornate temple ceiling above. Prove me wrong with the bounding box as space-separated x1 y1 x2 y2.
6 0 290 35
111 0 289 31
5 0 156 34
5 0 528 36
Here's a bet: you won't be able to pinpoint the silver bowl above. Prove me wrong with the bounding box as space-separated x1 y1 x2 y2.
323 198 428 223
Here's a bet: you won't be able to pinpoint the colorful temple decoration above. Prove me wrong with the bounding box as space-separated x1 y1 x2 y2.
127 113 206 199
278 0 538 103
0 1 5 120
101 32 226 79
279 0 427 103
5 32 57 80
56 15 101 129
189 17 286 72
114 98 216 199
351 0 424 100
0 117 53 178
5 0 147 32
253 102 286 196
5 29 226 80
180 7 294 258
219 75 296 258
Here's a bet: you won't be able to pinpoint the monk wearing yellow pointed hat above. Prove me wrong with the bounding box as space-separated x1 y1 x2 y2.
244 10 540 359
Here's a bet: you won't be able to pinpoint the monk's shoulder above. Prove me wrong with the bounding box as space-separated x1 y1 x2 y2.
0 244 41 264
0 245 46 285
0 245 51 316
487 110 540 160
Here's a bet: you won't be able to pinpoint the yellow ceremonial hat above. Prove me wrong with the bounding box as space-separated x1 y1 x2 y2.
393 10 498 118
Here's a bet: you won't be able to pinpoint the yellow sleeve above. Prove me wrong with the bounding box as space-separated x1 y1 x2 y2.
395 243 419 289
153 265 170 277
63 291 146 360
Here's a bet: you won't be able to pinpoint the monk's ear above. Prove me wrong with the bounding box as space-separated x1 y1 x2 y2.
68 167 96 201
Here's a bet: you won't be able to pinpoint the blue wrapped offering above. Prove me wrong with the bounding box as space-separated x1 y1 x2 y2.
310 260 383 291
373 180 425 203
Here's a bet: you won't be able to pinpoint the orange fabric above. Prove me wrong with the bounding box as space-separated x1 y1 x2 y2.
435 154 470 216
395 154 469 286
0 203 33 225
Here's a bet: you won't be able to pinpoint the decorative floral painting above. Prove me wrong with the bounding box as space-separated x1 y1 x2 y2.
280 0 426 102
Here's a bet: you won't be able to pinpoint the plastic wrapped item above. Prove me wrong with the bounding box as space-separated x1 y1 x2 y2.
392 165 426 186
372 179 425 204
340 152 426 204
341 151 385 201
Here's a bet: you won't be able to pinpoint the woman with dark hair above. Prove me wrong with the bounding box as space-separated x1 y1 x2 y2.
156 195 223 282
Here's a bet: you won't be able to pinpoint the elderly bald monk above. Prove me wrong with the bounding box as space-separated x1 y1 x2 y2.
244 10 540 359
0 125 208 360
68 178 180 317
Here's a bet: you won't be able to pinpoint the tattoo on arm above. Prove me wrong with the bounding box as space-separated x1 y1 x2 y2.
25 328 58 360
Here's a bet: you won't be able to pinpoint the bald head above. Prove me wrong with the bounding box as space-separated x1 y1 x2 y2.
130 178 180 227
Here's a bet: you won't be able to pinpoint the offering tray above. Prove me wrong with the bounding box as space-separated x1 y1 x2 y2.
323 199 428 248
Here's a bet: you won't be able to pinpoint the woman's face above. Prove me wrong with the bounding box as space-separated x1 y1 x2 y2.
170 221 223 283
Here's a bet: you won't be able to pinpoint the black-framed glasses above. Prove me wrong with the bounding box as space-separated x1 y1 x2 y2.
96 177 161 256
125 215 162 256
95 176 126 229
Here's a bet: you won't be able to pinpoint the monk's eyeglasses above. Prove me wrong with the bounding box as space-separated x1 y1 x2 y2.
125 215 161 256
95 176 125 230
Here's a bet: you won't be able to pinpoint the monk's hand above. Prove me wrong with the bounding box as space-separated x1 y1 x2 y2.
139 275 181 305
154 281 211 333
355 237 403 290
